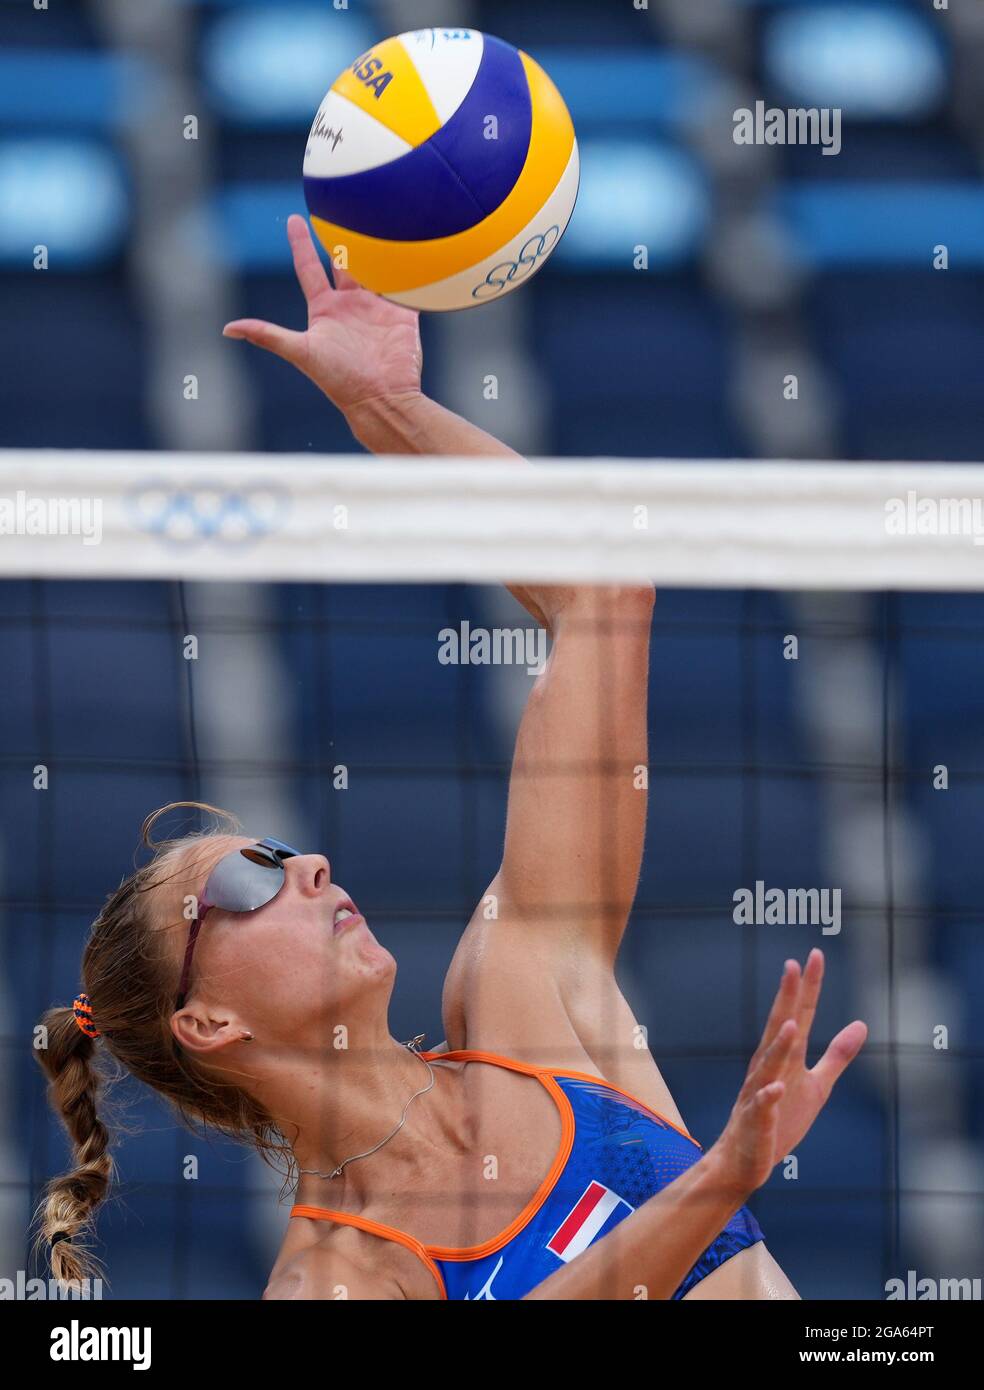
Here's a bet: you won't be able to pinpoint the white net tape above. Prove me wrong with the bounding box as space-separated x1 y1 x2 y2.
2 451 984 588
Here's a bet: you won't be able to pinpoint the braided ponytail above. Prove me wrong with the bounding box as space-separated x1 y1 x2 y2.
33 1004 113 1289
32 801 290 1290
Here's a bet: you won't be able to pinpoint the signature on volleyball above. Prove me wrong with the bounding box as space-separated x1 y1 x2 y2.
125 483 290 547
471 226 561 301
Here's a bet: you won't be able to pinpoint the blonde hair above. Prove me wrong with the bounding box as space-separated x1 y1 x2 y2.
33 802 293 1288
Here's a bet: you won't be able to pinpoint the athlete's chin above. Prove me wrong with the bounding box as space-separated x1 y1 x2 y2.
368 947 397 982
353 932 397 981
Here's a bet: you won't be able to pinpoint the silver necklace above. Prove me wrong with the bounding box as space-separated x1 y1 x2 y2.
296 1035 436 1181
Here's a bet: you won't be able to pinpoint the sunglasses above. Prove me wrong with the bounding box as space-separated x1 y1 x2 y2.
175 837 301 1010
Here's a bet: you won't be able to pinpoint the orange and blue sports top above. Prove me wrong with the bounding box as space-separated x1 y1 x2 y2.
290 1049 764 1300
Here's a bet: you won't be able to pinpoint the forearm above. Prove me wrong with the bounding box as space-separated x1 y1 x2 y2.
496 587 652 943
523 1145 747 1300
346 390 522 460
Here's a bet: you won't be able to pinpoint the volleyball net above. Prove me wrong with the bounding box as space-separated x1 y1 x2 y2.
3 451 984 1299
3 453 984 588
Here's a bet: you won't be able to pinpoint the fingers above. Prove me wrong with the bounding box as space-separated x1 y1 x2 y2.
286 213 334 306
750 1080 784 1184
811 1019 868 1097
740 1017 798 1103
329 262 362 291
222 318 306 367
718 1074 786 1200
748 959 801 1072
758 1018 798 1085
287 213 362 295
752 949 824 1074
756 1080 785 1111
793 948 825 1061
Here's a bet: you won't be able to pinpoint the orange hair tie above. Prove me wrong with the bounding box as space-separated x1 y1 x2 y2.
72 993 100 1040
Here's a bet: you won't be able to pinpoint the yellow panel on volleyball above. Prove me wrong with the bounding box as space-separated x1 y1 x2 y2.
331 37 441 148
312 51 575 296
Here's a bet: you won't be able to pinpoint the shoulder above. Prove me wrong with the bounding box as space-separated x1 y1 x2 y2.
442 878 687 1125
263 1244 393 1301
265 1222 441 1301
682 1244 800 1300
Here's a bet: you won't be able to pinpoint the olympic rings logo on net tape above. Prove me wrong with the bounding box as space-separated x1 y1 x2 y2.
471 226 561 301
125 482 291 547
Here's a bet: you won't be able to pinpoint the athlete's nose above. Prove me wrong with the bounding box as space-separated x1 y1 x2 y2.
290 854 332 897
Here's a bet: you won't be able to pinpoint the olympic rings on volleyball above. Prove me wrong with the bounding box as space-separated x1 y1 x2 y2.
125 482 290 547
471 226 562 301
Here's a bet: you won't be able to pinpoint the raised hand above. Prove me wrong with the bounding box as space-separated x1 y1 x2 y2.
223 214 423 414
713 950 867 1197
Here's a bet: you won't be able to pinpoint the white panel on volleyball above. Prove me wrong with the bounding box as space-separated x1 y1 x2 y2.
303 91 412 179
398 28 484 124
385 141 580 312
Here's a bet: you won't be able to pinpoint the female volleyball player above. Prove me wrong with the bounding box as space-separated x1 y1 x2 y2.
35 217 866 1300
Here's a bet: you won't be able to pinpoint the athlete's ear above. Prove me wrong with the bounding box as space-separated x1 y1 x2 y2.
171 1006 249 1055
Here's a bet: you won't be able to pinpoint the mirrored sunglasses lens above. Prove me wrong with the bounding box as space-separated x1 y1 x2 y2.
205 849 285 913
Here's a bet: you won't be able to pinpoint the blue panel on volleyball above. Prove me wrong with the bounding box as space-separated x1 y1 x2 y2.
429 33 532 214
302 35 531 241
303 145 488 243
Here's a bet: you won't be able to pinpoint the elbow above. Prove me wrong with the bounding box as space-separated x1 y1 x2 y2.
621 583 656 611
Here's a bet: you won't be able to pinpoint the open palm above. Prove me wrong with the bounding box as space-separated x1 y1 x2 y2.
224 214 423 413
716 950 867 1196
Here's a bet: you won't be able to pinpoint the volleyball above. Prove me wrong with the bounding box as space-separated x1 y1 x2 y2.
302 28 579 311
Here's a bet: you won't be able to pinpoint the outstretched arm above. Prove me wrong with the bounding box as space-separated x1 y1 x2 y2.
524 950 867 1299
227 217 652 967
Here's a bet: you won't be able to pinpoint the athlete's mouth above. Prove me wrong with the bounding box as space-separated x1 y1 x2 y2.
333 898 362 934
